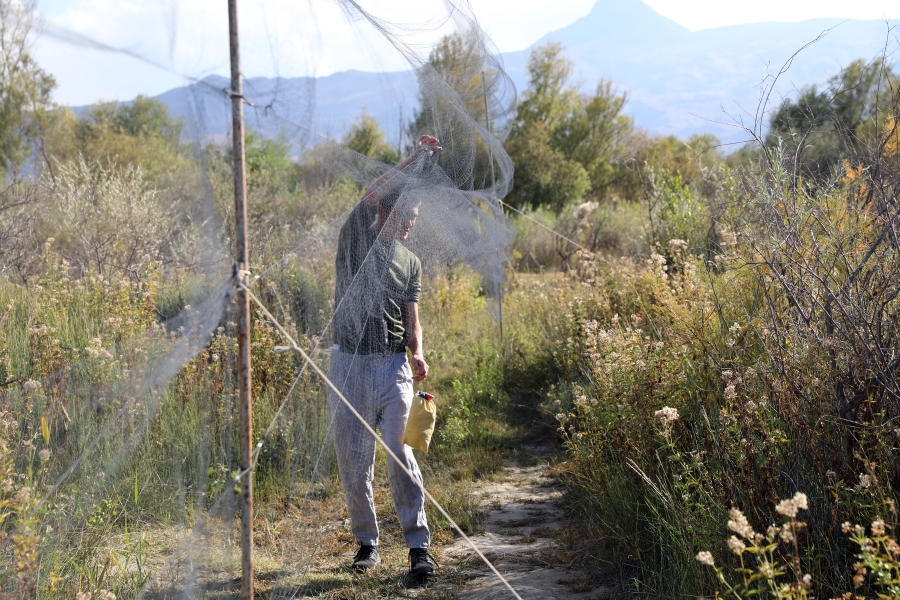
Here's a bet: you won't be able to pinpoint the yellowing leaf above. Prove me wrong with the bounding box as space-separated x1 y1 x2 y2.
40 416 50 446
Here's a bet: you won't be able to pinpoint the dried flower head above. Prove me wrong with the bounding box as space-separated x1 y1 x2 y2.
885 538 900 556
853 562 866 588
668 238 688 252
723 384 737 400
39 449 50 462
871 520 886 537
695 551 715 567
654 406 679 425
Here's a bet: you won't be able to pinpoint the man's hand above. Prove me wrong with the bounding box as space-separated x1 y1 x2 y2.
410 134 443 158
411 355 429 382
364 135 442 204
416 134 440 149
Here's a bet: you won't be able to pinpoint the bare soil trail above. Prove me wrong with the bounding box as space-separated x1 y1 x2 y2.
434 448 611 600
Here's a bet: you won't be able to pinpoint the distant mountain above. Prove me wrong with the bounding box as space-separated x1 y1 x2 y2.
501 0 896 143
76 70 418 151
99 0 897 147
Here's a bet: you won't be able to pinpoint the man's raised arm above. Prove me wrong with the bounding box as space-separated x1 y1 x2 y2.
361 134 441 207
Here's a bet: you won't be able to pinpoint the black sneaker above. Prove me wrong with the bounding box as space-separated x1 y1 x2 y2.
408 548 437 578
351 545 380 571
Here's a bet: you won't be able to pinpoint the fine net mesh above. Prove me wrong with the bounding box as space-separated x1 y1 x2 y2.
4 0 518 597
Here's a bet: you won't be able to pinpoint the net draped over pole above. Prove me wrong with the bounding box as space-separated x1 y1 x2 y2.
3 1 527 598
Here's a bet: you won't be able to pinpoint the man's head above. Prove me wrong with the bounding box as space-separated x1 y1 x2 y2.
376 188 420 242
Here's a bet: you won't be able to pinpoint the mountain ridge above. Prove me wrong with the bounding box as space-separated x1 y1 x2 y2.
90 0 898 146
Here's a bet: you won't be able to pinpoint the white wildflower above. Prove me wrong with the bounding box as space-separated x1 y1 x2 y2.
775 498 798 518
727 535 745 554
871 521 886 536
23 379 42 390
727 507 755 539
695 551 715 567
780 522 794 543
857 473 872 490
774 492 807 518
39 449 50 462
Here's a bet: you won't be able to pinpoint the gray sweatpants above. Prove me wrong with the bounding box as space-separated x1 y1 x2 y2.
326 346 430 549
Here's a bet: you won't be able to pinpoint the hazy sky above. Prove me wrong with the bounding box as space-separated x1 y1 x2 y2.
33 0 900 105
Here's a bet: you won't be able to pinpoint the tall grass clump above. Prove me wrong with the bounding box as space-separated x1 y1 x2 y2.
0 158 342 597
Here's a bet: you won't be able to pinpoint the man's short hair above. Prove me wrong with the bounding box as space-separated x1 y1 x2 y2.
379 184 404 215
379 183 422 218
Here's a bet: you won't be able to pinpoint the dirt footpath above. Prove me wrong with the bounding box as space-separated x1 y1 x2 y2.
436 460 609 600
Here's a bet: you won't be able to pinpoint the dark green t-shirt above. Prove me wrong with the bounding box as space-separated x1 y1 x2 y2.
333 201 422 354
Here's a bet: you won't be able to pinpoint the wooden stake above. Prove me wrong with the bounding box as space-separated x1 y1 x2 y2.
482 71 502 346
228 0 253 597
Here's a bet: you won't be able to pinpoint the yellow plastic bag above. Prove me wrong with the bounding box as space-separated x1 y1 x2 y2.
403 392 437 454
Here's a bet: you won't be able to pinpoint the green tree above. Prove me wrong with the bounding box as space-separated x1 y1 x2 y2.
45 95 189 181
505 43 631 212
635 133 722 182
767 58 895 178
0 0 55 175
407 29 499 188
345 112 399 165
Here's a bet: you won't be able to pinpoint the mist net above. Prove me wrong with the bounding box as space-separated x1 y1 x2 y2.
2 0 519 597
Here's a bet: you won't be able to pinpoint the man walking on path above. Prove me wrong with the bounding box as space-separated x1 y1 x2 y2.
327 134 441 578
